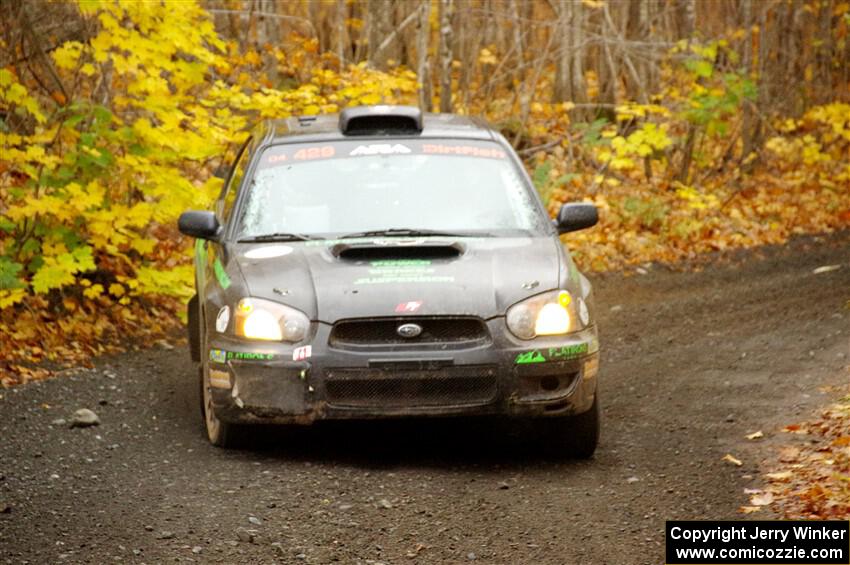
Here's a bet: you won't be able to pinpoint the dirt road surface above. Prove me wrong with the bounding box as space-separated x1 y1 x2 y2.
1 232 848 564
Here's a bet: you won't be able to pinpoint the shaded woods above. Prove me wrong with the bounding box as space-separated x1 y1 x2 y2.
0 0 848 381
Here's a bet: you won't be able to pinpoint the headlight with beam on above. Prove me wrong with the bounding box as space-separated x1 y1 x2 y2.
507 290 584 340
233 298 309 342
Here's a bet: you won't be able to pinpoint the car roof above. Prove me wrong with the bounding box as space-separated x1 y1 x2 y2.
255 110 499 147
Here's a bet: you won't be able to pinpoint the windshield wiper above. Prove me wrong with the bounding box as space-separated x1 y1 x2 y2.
239 232 321 242
339 228 485 239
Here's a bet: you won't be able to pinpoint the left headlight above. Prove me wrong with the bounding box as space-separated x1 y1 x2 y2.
506 290 586 340
232 297 310 342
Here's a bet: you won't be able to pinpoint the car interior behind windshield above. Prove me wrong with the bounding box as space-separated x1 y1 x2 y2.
236 139 548 239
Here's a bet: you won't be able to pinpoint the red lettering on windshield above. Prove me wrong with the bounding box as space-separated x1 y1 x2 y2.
422 144 506 159
293 146 335 160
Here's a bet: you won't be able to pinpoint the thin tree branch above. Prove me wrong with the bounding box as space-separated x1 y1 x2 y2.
207 8 317 38
373 7 421 59
20 4 68 102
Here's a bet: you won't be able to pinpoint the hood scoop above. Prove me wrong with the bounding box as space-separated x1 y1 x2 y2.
332 242 464 261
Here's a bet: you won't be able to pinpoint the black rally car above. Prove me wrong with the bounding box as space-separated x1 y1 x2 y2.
178 106 601 455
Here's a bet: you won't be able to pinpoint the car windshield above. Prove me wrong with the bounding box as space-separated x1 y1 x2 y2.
235 139 548 240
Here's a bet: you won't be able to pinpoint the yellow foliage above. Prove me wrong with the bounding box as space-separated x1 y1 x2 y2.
0 69 46 123
1 1 847 379
83 284 104 299
0 0 420 318
51 41 84 70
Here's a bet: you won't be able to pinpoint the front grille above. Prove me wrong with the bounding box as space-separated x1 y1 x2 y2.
329 317 489 347
324 365 498 408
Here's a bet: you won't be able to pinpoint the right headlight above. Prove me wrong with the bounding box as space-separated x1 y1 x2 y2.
231 297 310 342
506 290 587 340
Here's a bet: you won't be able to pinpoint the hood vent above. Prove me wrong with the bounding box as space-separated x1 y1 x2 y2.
333 243 463 261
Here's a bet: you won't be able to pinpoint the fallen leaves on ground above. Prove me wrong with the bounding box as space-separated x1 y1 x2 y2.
763 374 850 519
0 295 183 386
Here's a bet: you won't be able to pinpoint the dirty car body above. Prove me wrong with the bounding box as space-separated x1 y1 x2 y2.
179 106 601 455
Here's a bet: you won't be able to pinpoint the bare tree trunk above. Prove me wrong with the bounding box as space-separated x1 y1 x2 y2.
308 0 325 54
553 0 571 103
416 0 432 111
815 0 835 106
596 4 619 122
370 5 421 69
757 2 772 112
210 0 230 37
682 0 696 40
351 0 366 63
510 0 524 93
603 0 647 105
513 23 557 145
458 2 481 111
675 0 697 183
740 0 758 165
256 0 279 84
367 0 395 68
843 7 850 102
624 0 653 101
336 0 346 69
552 0 589 120
438 0 454 113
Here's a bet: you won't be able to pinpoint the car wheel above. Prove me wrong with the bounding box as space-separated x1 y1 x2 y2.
199 324 242 448
200 364 242 448
538 395 600 459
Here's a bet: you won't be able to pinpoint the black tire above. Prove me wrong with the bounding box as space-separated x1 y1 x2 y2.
537 395 600 459
199 319 244 448
200 361 246 448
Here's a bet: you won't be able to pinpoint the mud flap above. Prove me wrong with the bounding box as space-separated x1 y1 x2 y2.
232 364 309 415
188 294 200 362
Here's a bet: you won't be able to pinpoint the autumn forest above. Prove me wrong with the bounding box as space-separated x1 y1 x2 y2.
0 0 846 377
0 0 849 548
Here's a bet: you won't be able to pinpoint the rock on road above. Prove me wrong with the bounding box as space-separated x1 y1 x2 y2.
1 233 848 564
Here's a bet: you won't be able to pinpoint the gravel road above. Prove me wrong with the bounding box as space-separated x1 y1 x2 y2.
1 232 848 565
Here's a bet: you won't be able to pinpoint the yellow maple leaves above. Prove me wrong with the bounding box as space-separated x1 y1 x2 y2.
0 69 45 124
32 247 95 295
596 121 673 171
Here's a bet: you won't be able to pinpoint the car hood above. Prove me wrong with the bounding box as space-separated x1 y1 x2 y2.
234 236 563 322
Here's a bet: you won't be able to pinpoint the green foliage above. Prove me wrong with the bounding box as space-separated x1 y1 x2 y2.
621 197 669 231
574 118 611 148
0 259 24 290
679 40 756 137
532 161 578 206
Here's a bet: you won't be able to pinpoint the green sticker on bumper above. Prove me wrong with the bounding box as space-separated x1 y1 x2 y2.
514 342 590 365
227 351 274 361
548 343 588 359
515 350 546 364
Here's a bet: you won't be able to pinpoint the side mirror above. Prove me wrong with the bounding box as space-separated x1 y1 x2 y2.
556 203 598 234
178 210 221 240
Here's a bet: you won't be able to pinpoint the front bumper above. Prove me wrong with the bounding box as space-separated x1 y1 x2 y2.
206 319 599 425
